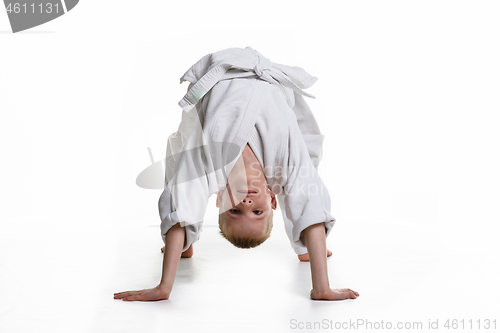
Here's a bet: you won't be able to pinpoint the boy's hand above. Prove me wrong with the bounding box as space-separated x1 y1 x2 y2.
302 223 360 301
310 288 359 301
114 223 185 302
114 285 170 302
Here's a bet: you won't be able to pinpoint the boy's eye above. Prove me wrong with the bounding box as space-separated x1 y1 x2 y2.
253 211 262 215
229 209 239 214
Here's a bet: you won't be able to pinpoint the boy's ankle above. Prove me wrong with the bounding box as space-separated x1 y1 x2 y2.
181 244 194 258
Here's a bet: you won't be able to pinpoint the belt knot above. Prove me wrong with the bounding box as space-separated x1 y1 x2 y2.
253 56 272 77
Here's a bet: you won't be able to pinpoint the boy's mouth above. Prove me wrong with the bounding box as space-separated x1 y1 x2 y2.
237 190 258 195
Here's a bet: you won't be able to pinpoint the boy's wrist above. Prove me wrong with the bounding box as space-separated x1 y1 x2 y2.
157 283 172 295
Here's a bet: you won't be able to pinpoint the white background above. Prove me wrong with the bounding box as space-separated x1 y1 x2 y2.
1 1 499 332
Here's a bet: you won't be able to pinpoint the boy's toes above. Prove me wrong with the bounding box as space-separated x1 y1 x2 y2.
298 253 310 262
342 288 359 298
298 250 333 262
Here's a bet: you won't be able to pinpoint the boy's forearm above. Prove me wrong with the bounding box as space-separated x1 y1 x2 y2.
302 223 330 293
158 223 185 292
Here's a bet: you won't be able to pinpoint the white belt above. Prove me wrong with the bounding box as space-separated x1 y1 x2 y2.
178 46 318 112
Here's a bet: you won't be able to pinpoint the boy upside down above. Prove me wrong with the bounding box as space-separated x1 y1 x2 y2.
114 47 359 302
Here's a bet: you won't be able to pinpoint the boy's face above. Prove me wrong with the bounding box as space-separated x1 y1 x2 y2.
216 145 277 235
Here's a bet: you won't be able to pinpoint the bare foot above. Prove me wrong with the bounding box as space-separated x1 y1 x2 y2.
161 244 194 258
310 288 359 301
298 249 332 262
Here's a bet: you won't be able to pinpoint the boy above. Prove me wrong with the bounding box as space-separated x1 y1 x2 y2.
114 47 359 302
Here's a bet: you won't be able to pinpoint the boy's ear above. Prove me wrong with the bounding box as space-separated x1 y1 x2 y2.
269 189 277 210
216 190 223 208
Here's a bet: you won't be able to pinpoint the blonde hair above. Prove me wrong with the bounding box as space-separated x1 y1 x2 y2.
218 210 273 249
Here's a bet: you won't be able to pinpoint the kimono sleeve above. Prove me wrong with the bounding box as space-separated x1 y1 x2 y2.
159 184 203 252
158 106 208 252
283 111 336 249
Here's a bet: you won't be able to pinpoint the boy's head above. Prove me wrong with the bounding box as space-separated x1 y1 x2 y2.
216 145 277 248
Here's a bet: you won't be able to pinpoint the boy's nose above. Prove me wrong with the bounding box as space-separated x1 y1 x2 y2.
242 198 253 205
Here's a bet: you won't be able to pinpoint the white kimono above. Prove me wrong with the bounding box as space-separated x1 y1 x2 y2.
159 47 335 254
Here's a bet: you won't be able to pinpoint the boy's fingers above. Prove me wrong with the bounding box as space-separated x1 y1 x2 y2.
115 291 142 298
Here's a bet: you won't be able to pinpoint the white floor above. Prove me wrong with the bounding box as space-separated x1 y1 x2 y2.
2 2 500 332
1 194 499 333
